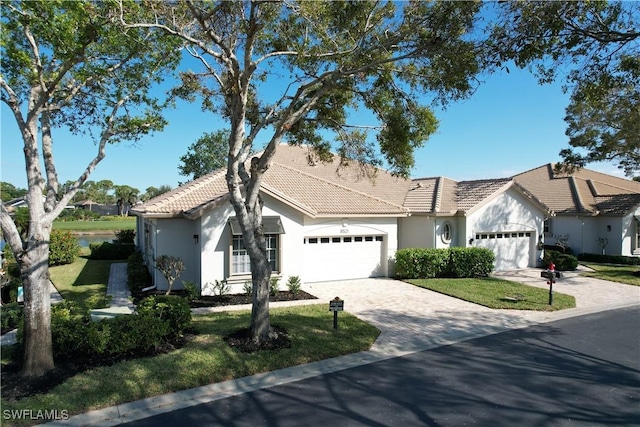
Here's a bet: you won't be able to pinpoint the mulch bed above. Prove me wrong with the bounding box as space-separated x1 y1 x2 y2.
131 289 318 307
2 290 316 401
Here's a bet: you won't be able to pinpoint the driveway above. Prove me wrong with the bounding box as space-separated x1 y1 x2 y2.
303 267 639 357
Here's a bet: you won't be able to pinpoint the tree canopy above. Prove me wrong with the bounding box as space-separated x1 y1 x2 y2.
490 0 639 177
178 129 229 181
122 0 489 341
0 0 181 377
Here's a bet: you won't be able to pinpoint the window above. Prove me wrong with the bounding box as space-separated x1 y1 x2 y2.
343 237 352 243
232 234 279 274
332 237 341 243
229 216 284 275
441 222 453 244
365 236 373 242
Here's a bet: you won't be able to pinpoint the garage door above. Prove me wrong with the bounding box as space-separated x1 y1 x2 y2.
303 235 384 282
474 231 532 271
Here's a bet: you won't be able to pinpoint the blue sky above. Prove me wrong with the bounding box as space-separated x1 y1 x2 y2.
0 64 627 194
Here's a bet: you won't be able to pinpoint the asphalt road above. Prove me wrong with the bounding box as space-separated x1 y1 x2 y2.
123 307 640 427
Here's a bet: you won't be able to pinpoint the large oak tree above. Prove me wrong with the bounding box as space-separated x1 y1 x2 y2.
490 0 639 177
0 0 181 377
122 0 489 343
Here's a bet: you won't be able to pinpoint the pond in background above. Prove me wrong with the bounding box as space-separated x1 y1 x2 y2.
76 234 114 247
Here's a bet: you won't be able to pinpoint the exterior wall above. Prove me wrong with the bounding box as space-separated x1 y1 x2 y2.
198 194 305 295
466 189 545 268
627 206 640 256
153 218 198 291
398 216 435 249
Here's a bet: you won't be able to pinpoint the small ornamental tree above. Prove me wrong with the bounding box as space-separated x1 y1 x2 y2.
155 255 185 295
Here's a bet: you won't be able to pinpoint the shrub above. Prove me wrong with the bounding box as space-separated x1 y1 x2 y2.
89 241 136 260
127 251 151 292
543 244 574 255
578 253 640 265
543 250 578 271
51 314 170 358
448 247 495 278
114 229 135 244
49 229 80 266
286 276 302 295
269 276 280 296
206 279 230 297
0 302 23 332
136 295 191 339
243 280 252 297
395 247 494 279
395 248 450 279
182 280 199 301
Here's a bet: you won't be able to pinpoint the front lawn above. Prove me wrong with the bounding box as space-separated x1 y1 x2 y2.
406 277 576 311
580 263 640 286
1 306 379 426
48 248 112 313
53 217 135 232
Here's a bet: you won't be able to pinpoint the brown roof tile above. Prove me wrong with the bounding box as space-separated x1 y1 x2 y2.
133 144 410 218
514 164 640 215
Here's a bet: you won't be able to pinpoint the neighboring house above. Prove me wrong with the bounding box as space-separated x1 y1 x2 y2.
131 145 639 295
514 164 640 257
74 200 120 216
3 196 75 213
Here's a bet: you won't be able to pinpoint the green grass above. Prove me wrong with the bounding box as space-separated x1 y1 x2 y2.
48 248 113 313
580 263 640 286
406 277 576 311
52 217 135 232
1 306 379 425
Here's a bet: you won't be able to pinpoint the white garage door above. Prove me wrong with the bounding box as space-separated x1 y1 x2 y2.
475 231 532 271
303 235 384 282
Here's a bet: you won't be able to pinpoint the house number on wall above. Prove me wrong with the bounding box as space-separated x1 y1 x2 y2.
340 228 349 234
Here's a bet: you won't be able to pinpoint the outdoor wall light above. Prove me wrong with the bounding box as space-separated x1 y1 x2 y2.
607 225 611 232
193 234 199 244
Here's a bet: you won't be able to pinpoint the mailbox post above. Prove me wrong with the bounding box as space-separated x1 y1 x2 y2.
329 297 344 330
540 262 558 305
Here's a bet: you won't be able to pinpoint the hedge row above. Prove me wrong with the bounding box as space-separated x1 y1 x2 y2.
42 296 191 359
542 250 578 271
578 253 640 265
127 251 152 292
89 242 136 260
395 247 495 279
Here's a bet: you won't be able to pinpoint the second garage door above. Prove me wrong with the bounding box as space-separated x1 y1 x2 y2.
302 235 384 282
474 231 533 271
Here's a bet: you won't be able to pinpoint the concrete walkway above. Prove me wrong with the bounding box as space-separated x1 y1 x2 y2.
43 266 639 427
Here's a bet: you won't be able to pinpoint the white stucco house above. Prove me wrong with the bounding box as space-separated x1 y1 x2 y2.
131 144 639 295
514 164 640 257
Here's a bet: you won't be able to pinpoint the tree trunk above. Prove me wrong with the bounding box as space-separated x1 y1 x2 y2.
249 247 272 341
20 235 54 377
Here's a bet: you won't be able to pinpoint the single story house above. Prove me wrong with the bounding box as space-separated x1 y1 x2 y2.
131 144 639 294
514 164 640 257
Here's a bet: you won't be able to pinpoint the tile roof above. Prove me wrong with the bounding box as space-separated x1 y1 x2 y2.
132 144 411 218
513 164 640 215
132 147 639 219
404 177 513 215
